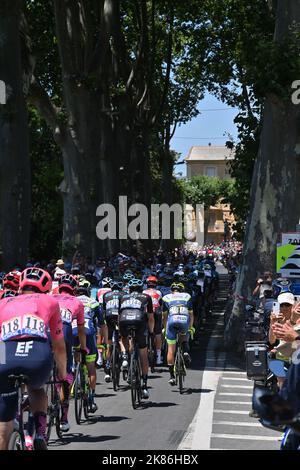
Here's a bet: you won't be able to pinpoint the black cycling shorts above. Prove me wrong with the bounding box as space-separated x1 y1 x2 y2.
0 339 53 422
119 322 147 349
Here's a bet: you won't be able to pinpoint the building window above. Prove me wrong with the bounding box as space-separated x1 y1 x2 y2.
205 166 217 177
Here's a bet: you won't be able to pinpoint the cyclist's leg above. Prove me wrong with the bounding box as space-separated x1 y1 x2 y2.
85 334 98 412
154 311 163 365
119 326 129 370
104 322 114 382
24 340 53 449
60 324 73 431
166 317 177 385
137 326 149 398
0 341 17 450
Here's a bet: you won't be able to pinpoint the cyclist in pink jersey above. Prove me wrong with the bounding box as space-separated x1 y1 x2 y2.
52 274 87 432
0 267 67 450
143 276 163 365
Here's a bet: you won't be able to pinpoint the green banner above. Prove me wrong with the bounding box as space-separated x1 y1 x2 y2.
276 244 297 272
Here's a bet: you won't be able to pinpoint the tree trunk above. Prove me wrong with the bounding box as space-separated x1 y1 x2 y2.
225 0 300 352
0 0 30 270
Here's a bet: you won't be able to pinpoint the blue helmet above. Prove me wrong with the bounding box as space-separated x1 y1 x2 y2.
128 278 143 291
110 280 123 290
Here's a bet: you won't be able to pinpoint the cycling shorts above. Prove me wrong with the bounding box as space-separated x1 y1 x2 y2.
0 339 53 421
166 314 189 345
119 322 148 349
73 334 97 363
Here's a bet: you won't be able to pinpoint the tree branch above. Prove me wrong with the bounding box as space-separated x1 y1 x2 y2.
151 2 174 126
28 78 63 144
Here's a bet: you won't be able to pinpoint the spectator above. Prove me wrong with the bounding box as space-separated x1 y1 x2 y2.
54 259 66 280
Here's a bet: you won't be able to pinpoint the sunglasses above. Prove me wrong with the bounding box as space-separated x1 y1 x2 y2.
280 303 292 307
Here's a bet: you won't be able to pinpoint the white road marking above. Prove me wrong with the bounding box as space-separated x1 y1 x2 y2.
211 434 280 441
213 421 262 427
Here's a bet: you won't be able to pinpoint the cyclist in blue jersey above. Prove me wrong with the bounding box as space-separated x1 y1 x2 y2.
162 283 194 386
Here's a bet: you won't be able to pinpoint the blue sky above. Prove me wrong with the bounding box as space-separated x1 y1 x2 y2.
171 92 239 177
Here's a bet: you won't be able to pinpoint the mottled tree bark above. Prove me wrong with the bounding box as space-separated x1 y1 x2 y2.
0 0 30 269
225 0 300 351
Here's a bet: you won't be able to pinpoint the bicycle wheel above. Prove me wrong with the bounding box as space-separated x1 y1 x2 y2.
8 431 24 450
130 352 140 409
46 382 55 442
112 344 120 391
54 388 63 440
83 366 90 421
74 363 83 425
174 345 185 394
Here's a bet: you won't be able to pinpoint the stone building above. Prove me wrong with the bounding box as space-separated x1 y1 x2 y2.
184 145 235 245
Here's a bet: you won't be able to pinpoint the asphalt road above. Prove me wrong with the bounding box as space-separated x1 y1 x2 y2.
49 264 228 451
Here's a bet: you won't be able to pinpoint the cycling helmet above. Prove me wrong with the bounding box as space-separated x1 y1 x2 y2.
102 277 112 287
171 282 184 292
20 268 52 293
110 280 123 291
128 278 143 292
3 271 20 290
204 264 212 270
0 290 18 299
146 276 158 287
71 264 81 275
76 279 91 296
58 274 78 294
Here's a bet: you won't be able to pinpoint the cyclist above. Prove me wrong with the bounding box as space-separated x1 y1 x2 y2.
75 279 102 413
52 274 87 432
119 279 154 399
96 277 111 367
143 276 163 365
162 282 194 386
0 267 67 450
102 280 124 382
2 271 20 294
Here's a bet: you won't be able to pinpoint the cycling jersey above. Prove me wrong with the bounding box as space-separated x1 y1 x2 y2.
0 294 63 342
74 295 102 336
162 292 193 344
52 294 85 326
142 288 162 313
103 291 123 321
119 292 153 318
119 292 153 349
52 293 85 372
163 292 193 314
97 288 111 303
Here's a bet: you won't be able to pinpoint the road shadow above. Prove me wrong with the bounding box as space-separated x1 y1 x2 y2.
92 415 130 423
139 401 178 409
184 388 214 395
49 433 120 447
94 393 116 398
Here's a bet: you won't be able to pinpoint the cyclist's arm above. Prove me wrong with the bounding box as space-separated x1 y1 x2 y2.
76 303 86 350
52 337 67 380
48 300 67 379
